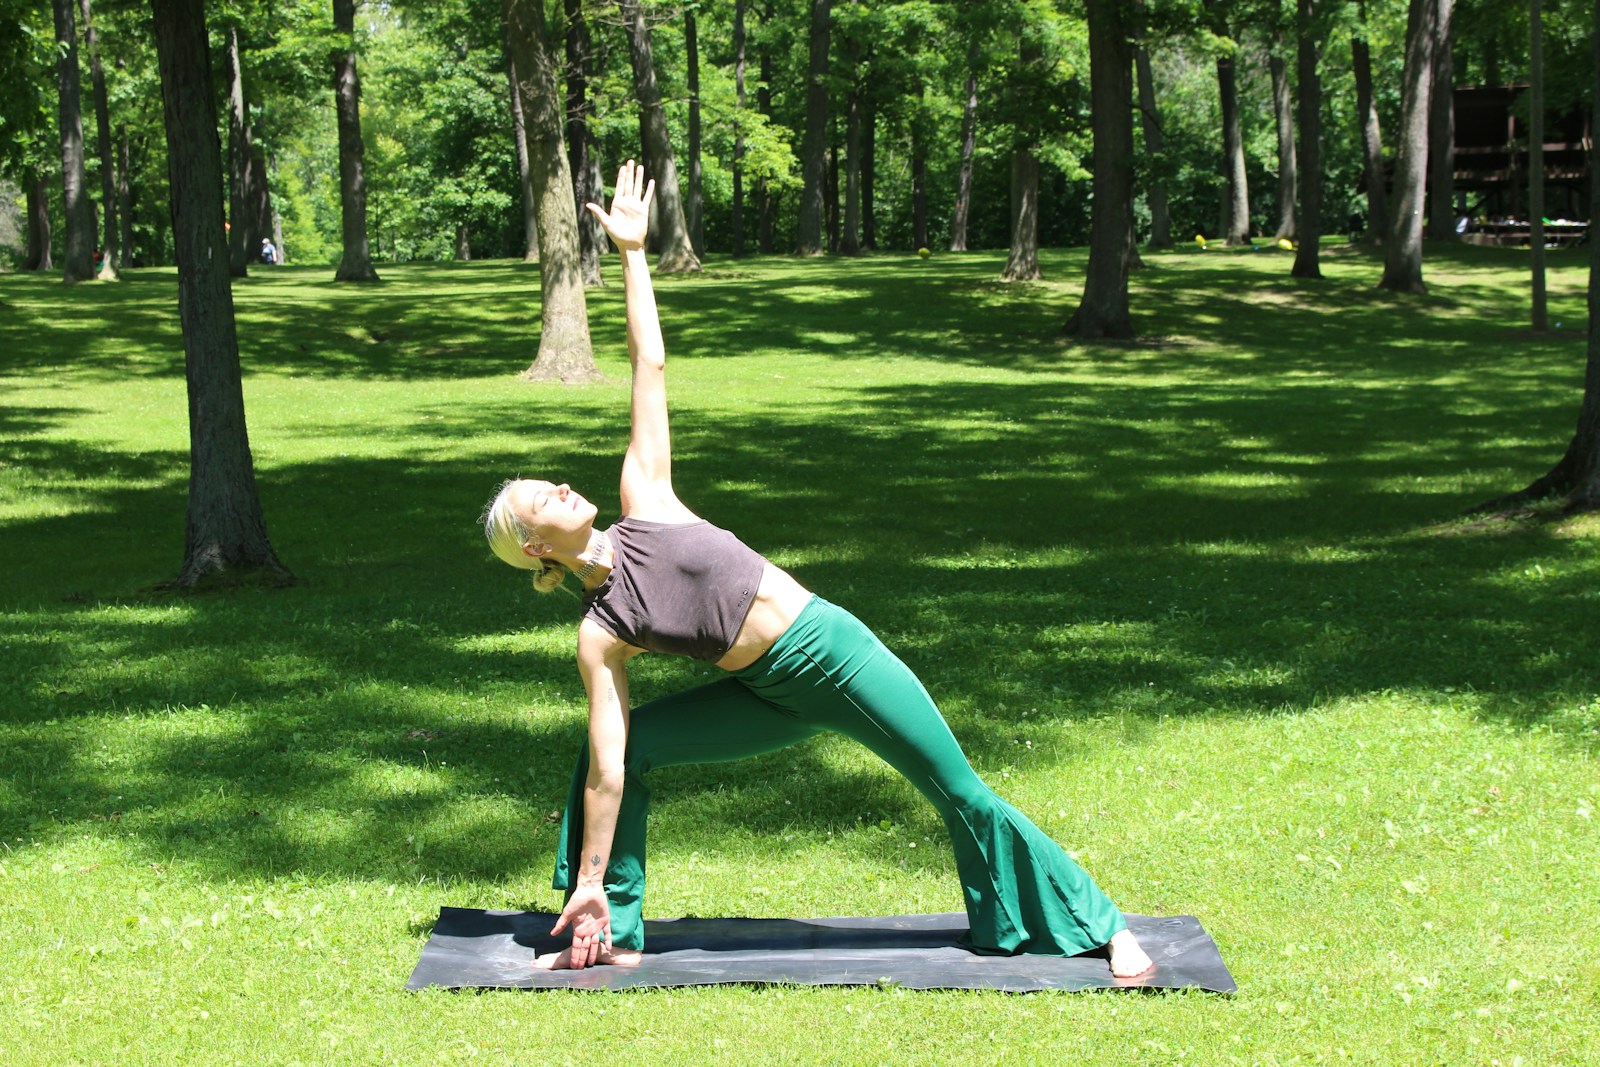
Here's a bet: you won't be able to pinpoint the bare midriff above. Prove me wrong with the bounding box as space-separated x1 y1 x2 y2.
714 563 814 672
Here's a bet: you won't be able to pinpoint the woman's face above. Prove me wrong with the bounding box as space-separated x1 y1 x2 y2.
510 479 597 553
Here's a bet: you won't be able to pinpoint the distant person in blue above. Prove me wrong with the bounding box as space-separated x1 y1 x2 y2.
482 161 1153 978
259 237 277 265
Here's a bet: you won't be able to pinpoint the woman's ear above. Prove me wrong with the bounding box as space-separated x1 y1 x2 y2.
521 539 552 559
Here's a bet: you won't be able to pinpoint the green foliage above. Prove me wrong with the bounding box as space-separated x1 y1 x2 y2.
1 245 1598 1062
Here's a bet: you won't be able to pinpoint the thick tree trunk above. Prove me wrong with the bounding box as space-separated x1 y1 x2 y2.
562 0 602 284
616 0 700 272
1216 50 1251 245
1380 0 1435 295
732 0 747 257
272 207 286 265
1352 14 1388 245
948 53 978 252
1067 0 1135 339
1001 148 1040 281
79 0 118 280
225 25 251 278
332 0 380 282
249 144 272 256
454 221 471 260
1529 0 1547 332
1135 40 1172 249
24 171 52 271
1270 44 1297 240
796 0 830 255
149 0 290 587
52 0 96 283
507 49 540 263
116 104 134 267
506 0 597 382
1426 0 1456 242
1291 0 1323 279
685 11 704 256
1472 0 1600 516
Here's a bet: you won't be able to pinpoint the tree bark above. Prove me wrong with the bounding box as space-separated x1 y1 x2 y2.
841 47 861 256
860 91 876 250
52 0 96 283
116 94 134 268
1291 0 1323 279
1001 147 1040 281
616 0 700 272
756 0 775 254
149 0 289 587
1471 0 1600 515
1066 0 1135 338
79 0 118 280
826 143 839 252
1425 0 1456 242
506 0 598 382
225 25 252 278
507 47 540 263
685 10 704 256
249 143 272 257
796 0 830 255
1529 0 1546 332
911 83 928 252
1270 42 1297 240
1135 39 1172 249
732 0 747 258
24 170 52 271
454 221 471 260
332 0 380 282
948 48 978 252
1379 0 1435 294
1216 48 1251 244
1352 8 1388 245
562 0 602 284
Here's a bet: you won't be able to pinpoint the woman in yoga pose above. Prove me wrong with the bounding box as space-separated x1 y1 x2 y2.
482 161 1152 977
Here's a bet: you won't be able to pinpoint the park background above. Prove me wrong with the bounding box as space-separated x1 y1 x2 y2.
4 0 1600 1064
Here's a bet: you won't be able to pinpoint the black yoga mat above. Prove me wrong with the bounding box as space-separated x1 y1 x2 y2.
406 909 1236 993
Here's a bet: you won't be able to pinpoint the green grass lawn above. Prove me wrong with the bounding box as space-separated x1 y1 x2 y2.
2 242 1597 1065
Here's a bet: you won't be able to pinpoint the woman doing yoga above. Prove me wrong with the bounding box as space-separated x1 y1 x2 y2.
482 161 1152 978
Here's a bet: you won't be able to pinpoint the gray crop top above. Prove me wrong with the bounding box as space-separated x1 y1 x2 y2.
582 516 767 662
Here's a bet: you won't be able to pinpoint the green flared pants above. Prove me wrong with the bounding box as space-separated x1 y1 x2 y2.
554 596 1127 955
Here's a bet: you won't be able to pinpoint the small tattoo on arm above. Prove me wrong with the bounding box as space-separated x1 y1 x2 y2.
591 853 603 867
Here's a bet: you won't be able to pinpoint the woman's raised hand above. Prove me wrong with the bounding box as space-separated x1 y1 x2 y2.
586 160 655 252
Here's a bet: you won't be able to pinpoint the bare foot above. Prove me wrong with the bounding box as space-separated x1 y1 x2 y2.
1108 929 1153 978
532 945 644 970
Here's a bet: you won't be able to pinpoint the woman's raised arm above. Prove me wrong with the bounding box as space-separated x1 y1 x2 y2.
586 161 691 522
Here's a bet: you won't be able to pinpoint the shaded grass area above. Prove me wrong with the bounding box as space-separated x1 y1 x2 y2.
1 244 1597 1064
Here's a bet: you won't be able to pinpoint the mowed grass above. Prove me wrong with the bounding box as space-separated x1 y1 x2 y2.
1 241 1597 1065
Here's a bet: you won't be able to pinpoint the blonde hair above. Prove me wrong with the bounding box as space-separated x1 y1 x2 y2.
483 479 569 594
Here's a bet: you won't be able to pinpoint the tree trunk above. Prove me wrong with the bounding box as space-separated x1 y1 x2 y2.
732 0 747 258
911 89 928 252
616 0 700 272
1067 0 1135 339
1426 0 1456 243
861 91 876 249
1471 0 1600 516
949 50 978 252
1529 0 1546 332
454 221 471 260
841 52 861 256
225 25 251 278
272 207 286 265
1001 148 1040 281
1216 49 1251 244
1270 42 1297 240
149 0 290 587
24 170 52 271
1135 39 1172 249
685 10 704 256
507 47 540 262
562 0 602 284
756 1 776 254
1291 0 1323 279
52 0 96 283
79 0 118 280
116 101 134 267
249 144 272 257
1352 9 1388 245
506 0 598 382
796 0 830 255
332 0 380 282
1379 0 1435 295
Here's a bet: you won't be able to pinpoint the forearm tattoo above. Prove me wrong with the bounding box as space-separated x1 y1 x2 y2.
591 853 603 867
